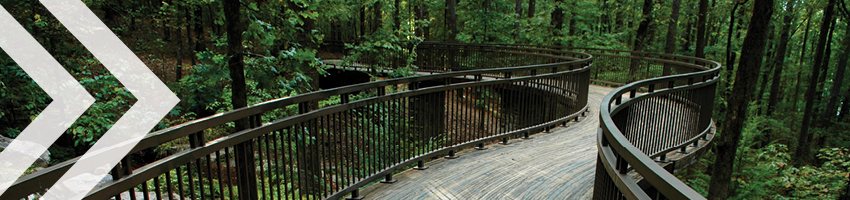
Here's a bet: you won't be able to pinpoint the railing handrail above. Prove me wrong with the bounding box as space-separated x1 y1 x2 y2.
4 43 592 200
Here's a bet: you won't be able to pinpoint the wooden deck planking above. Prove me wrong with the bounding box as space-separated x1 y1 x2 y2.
357 85 614 200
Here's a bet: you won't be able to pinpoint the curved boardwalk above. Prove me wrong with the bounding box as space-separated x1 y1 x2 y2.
358 85 613 200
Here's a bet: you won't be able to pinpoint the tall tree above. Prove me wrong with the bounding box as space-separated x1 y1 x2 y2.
832 3 850 124
373 1 382 34
394 0 401 31
724 0 747 86
175 3 184 82
527 0 536 18
446 0 458 42
224 0 246 127
515 0 522 39
695 0 708 58
552 0 565 37
223 0 255 199
766 0 795 116
840 87 850 122
630 0 655 80
663 0 681 76
707 0 774 199
823 23 847 123
794 0 835 166
416 3 430 39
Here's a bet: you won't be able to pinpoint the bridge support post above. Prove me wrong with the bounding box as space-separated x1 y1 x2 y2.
381 173 398 184
657 154 670 163
414 160 429 170
445 150 459 159
522 132 533 139
499 137 510 145
475 143 488 150
345 189 365 200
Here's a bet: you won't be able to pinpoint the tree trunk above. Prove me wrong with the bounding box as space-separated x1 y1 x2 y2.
799 13 812 65
163 0 172 42
766 1 795 116
682 21 693 52
194 7 203 54
527 0 536 18
694 0 708 58
373 1 382 34
816 19 837 100
630 0 654 80
794 0 834 167
223 0 255 199
359 5 366 37
755 62 772 113
224 0 246 113
423 4 431 39
176 3 184 82
755 21 775 111
484 0 491 42
790 68 804 111
416 3 425 38
839 86 850 122
569 8 577 39
725 1 743 86
552 0 565 38
515 0 522 39
663 0 680 76
707 0 774 199
446 0 458 42
825 23 850 123
394 0 400 31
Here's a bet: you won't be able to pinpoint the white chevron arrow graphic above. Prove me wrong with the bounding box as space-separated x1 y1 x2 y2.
2 0 180 199
36 0 180 199
0 5 95 196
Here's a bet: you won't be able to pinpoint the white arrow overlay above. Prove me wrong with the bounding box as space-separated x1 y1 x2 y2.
33 0 178 199
0 5 96 196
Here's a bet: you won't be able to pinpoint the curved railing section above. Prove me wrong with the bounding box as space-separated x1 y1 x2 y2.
504 44 722 199
592 53 720 199
4 43 592 200
505 44 721 199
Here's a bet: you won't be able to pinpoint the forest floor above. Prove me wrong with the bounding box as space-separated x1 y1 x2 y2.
357 85 613 200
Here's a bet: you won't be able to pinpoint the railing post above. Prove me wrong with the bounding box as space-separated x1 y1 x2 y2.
445 150 459 159
522 131 533 139
346 189 365 200
500 137 510 145
381 173 398 184
657 154 670 163
414 160 429 170
342 93 350 104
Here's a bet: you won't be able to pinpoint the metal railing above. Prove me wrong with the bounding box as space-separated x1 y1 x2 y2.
593 53 720 199
503 44 721 199
4 43 592 200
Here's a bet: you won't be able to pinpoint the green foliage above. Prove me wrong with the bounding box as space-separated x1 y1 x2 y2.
0 58 50 138
682 131 850 199
342 30 421 77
